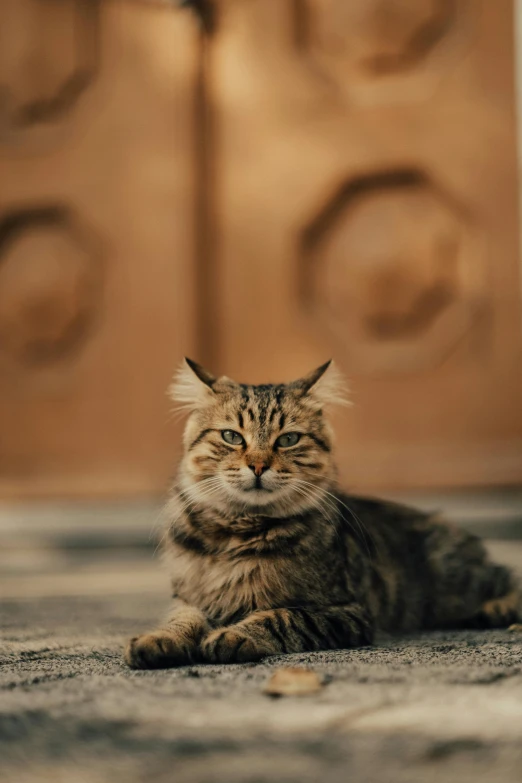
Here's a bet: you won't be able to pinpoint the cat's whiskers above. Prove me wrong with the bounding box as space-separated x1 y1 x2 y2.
155 478 225 556
289 481 344 544
289 478 374 560
179 479 226 511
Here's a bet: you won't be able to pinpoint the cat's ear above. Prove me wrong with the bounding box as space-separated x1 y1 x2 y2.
169 357 217 409
295 360 350 409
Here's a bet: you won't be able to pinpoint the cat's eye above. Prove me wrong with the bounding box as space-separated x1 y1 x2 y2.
275 432 301 449
222 430 245 446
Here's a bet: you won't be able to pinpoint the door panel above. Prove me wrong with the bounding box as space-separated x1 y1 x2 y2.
0 0 99 135
0 1 197 498
213 0 522 490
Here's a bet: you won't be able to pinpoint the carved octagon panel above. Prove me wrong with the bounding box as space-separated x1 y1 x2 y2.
0 207 103 365
0 0 99 133
298 0 472 102
301 170 485 373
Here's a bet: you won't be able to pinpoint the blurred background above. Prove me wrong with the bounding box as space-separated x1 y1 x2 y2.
1 0 521 597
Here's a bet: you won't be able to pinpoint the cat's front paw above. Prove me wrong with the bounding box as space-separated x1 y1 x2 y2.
201 627 274 664
125 632 196 670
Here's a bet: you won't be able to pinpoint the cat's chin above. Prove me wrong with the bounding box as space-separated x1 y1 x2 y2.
229 487 282 509
224 486 317 517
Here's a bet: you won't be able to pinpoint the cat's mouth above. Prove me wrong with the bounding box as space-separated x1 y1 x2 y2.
244 484 273 494
223 474 288 503
236 481 280 502
238 474 273 493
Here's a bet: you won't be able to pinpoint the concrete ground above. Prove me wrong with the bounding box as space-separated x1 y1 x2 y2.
1 519 522 783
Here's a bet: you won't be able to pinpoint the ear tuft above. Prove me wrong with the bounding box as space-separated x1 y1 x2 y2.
296 360 350 409
184 357 216 387
169 358 217 410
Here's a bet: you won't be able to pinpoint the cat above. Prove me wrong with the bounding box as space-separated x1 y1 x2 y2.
125 358 520 668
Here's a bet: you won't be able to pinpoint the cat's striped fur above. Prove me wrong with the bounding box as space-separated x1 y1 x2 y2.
125 359 520 668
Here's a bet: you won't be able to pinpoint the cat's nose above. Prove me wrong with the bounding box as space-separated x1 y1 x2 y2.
248 462 269 477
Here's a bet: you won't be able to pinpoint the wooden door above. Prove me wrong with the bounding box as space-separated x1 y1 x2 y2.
211 0 522 491
1 0 521 500
0 0 198 498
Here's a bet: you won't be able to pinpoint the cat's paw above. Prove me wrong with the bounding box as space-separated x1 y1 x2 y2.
125 632 195 669
201 627 274 664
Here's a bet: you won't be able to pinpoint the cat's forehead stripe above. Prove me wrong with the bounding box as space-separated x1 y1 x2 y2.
235 383 296 430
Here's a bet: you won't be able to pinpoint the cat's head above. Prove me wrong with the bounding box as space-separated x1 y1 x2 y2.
170 358 348 516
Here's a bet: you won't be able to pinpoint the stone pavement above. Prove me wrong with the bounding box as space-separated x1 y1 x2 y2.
1 542 522 783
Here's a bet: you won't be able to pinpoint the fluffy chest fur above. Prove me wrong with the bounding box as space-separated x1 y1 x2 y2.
164 503 344 625
168 544 295 624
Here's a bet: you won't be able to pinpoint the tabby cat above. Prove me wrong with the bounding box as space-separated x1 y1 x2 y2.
125 359 520 668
